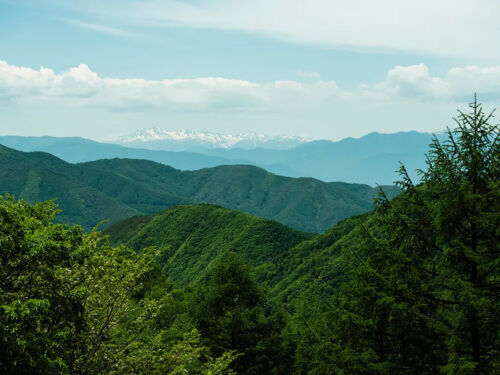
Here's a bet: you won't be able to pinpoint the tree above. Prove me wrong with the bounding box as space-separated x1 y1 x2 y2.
0 196 88 374
418 96 499 374
293 97 499 374
189 252 291 375
0 196 237 374
365 96 499 374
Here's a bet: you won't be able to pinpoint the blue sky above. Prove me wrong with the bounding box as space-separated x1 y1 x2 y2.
1 0 499 140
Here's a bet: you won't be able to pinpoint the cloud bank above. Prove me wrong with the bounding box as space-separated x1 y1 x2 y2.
1 60 500 112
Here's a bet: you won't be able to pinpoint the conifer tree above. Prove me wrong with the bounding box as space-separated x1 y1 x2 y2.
297 97 499 374
372 95 500 374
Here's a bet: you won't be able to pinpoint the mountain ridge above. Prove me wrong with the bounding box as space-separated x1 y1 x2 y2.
105 204 315 286
0 144 398 232
0 131 444 185
104 202 372 303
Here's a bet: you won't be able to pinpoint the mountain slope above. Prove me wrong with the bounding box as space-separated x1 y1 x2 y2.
83 159 399 232
0 145 398 231
0 145 138 228
105 203 376 304
105 204 314 286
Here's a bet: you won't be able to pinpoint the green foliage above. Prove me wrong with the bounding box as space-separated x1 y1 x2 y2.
106 204 313 287
188 253 291 375
0 145 398 232
0 196 88 374
1 98 498 375
291 97 500 374
0 195 237 374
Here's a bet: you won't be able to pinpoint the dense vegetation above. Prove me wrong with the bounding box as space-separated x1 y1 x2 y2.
0 147 397 232
0 196 238 374
289 98 500 374
1 99 498 374
105 204 313 286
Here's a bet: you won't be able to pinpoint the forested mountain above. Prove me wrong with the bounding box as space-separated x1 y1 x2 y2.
0 145 397 231
105 204 314 286
0 131 445 185
0 145 139 228
104 100 500 374
105 203 373 305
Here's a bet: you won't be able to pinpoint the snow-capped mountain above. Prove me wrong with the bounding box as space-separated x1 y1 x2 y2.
114 128 311 151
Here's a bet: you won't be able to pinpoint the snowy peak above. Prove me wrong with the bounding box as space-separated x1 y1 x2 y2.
115 128 311 151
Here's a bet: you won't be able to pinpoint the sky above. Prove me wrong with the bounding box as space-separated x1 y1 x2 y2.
1 0 500 141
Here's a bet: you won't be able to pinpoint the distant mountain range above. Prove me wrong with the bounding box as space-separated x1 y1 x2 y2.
0 145 399 232
0 135 249 170
114 128 311 151
0 131 445 185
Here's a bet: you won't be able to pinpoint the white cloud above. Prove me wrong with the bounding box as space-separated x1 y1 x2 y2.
361 64 500 102
61 19 141 37
1 60 500 112
56 0 500 60
0 60 345 111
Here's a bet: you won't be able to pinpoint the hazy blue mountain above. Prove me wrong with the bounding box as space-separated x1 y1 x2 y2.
0 131 444 185
201 131 447 185
0 136 252 170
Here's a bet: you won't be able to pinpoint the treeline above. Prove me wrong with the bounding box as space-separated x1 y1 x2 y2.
0 98 498 374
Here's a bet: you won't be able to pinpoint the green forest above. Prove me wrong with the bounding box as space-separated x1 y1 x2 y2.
0 143 400 233
1 100 499 374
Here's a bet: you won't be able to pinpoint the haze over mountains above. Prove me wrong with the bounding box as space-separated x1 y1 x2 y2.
0 130 444 185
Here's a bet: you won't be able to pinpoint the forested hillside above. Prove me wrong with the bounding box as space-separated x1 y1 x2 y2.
0 145 139 228
105 204 314 286
0 146 397 232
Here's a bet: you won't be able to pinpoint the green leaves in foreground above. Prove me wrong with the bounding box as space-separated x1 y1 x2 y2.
0 195 237 375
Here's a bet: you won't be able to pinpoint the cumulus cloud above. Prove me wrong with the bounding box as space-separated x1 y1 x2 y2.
1 60 500 112
0 60 348 111
55 0 500 60
361 64 500 102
